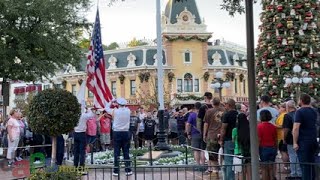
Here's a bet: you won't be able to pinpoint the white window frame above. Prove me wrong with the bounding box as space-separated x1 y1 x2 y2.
71 84 77 96
111 81 117 96
130 80 136 96
183 50 192 63
177 78 183 93
194 78 200 92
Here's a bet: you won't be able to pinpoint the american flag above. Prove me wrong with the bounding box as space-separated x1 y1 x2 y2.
86 9 113 109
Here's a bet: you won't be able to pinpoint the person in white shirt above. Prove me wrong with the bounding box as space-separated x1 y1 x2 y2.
138 108 146 148
73 108 94 168
105 98 132 177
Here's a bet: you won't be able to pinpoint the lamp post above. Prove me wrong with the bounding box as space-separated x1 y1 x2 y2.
210 71 231 101
284 65 313 103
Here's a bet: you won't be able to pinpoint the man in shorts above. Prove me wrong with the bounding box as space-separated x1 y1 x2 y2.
203 97 225 176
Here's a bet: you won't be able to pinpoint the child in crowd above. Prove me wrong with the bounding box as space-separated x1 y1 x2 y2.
144 112 157 147
258 110 277 180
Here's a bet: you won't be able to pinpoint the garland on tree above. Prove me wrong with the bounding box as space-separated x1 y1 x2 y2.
256 0 320 102
163 35 212 42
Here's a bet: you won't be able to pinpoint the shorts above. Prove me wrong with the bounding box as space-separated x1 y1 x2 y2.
259 147 277 162
86 135 96 144
145 134 155 141
278 140 287 152
100 133 111 145
168 132 178 139
206 140 220 161
191 134 202 150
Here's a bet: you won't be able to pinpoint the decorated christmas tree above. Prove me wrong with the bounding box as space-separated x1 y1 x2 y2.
256 0 320 103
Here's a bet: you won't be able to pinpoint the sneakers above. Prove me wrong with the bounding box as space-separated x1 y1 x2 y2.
126 171 133 176
15 157 22 161
7 161 13 167
112 172 133 176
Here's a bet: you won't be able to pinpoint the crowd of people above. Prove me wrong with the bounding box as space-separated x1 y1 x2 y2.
0 92 319 179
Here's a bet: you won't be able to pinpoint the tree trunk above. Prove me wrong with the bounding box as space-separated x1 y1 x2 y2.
51 136 57 166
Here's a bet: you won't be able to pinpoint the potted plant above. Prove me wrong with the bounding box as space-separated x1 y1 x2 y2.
144 72 150 82
203 71 210 82
62 80 67 89
167 72 175 83
119 74 125 84
138 72 145 83
78 78 83 85
239 74 244 82
226 72 235 81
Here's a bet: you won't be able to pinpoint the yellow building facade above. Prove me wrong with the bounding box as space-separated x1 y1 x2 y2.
59 0 248 109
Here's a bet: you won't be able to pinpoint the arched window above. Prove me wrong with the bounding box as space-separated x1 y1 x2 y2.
184 73 193 92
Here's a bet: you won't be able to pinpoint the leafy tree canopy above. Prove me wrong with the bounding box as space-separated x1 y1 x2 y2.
0 0 91 81
28 89 81 137
127 38 148 47
221 0 246 16
106 42 120 50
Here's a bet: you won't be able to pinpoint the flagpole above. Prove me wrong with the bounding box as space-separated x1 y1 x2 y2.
154 0 170 151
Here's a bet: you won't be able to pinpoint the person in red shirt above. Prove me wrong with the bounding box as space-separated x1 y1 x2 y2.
257 109 277 180
98 111 112 151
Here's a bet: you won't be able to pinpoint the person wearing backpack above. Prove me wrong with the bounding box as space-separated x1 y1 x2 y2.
283 100 301 179
186 102 202 168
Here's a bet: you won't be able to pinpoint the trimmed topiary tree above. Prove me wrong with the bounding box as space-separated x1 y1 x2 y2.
28 89 81 165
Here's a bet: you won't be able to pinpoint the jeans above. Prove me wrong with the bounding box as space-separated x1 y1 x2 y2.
178 130 186 145
297 140 317 180
56 135 65 166
113 131 131 173
73 132 86 167
287 144 302 177
223 140 235 180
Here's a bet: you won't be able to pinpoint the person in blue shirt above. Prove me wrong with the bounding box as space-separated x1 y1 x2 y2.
293 94 318 180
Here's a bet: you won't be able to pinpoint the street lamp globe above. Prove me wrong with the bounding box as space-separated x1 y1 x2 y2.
302 77 312 84
292 77 300 84
285 78 292 85
223 82 231 88
215 71 223 79
293 65 302 73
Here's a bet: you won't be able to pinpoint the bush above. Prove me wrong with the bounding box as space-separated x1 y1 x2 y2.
28 169 81 180
28 89 81 136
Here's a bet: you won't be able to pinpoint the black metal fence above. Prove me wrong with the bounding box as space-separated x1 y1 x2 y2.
82 159 320 180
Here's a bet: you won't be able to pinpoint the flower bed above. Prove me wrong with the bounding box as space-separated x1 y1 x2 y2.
86 146 195 166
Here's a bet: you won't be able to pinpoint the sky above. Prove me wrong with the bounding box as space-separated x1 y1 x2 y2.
85 0 263 47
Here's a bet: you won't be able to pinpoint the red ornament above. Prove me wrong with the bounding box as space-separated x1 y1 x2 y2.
309 72 316 77
267 61 273 66
277 36 282 42
279 61 287 67
304 64 311 69
309 84 314 89
267 5 274 10
277 5 283 12
277 23 283 28
295 4 303 9
263 51 268 58
306 12 312 17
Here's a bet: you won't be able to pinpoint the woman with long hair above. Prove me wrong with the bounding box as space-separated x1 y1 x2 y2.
232 104 251 180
